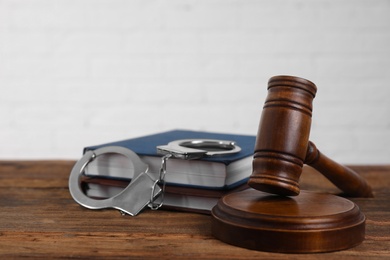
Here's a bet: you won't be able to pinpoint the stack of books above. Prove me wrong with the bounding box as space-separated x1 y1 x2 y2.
80 129 256 214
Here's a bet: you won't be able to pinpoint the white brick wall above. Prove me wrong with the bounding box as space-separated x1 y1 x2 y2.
0 0 389 164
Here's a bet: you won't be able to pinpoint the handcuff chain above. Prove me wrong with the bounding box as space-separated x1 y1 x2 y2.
148 153 172 210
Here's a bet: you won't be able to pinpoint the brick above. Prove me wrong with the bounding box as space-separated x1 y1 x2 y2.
89 55 163 78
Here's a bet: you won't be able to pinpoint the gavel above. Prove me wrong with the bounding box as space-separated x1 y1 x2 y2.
248 75 373 198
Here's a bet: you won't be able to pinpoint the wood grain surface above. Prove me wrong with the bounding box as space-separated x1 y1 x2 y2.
0 161 389 259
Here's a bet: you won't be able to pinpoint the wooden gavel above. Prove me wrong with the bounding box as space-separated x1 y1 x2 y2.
248 75 373 198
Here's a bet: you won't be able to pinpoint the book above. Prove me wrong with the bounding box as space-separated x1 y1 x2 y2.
84 129 256 189
81 176 249 214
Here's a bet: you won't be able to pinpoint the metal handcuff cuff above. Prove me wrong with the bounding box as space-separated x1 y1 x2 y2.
69 139 241 216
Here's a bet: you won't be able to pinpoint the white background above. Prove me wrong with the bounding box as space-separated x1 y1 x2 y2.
1 0 389 164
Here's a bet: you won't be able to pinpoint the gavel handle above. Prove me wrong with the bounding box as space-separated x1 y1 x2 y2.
305 141 373 198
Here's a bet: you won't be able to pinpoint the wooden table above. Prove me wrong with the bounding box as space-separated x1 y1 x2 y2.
0 161 389 259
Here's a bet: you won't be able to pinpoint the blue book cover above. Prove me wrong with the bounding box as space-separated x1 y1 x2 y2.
84 129 256 189
85 129 256 165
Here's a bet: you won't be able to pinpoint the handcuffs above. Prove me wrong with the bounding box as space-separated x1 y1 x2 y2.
69 139 241 216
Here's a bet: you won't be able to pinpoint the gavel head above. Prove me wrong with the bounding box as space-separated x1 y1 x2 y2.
248 75 317 196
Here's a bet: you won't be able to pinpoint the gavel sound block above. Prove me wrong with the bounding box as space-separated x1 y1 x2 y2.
211 76 373 253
